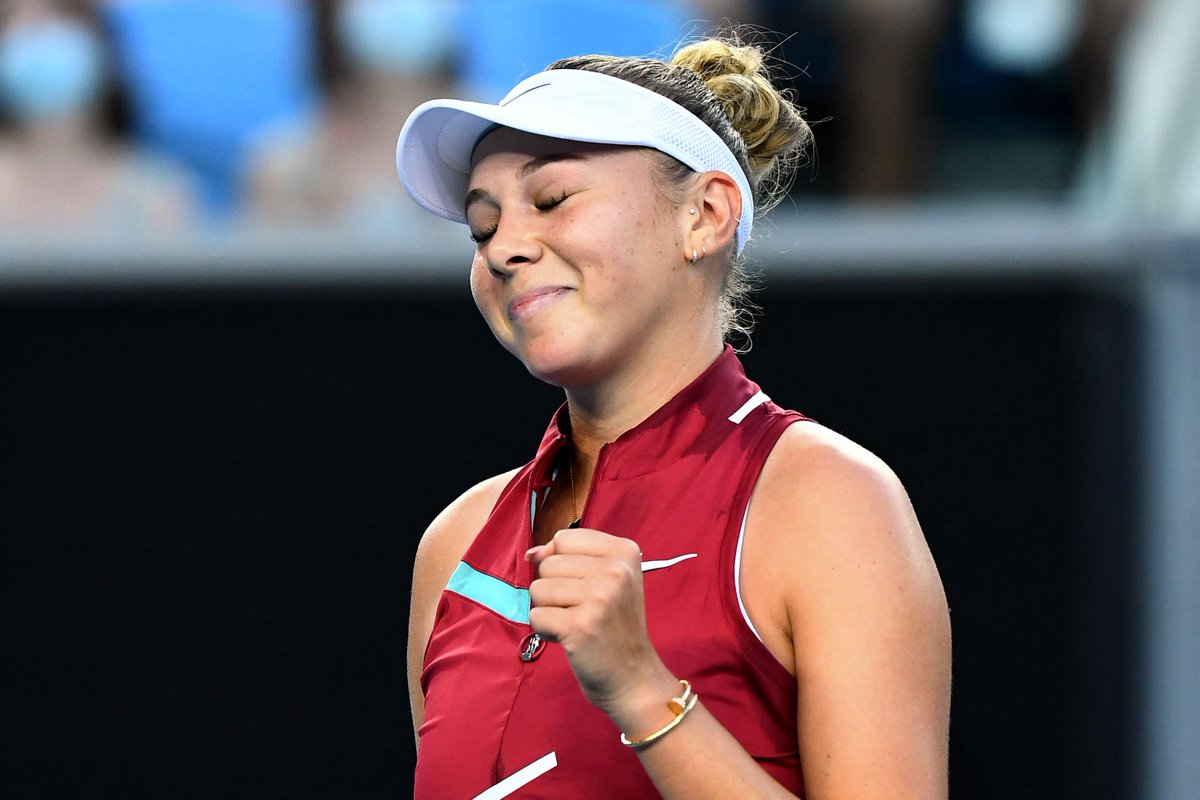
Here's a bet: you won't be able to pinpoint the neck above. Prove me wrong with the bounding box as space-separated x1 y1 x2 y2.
559 336 725 522
563 335 724 474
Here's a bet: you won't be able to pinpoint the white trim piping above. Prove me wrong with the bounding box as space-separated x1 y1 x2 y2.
733 503 764 643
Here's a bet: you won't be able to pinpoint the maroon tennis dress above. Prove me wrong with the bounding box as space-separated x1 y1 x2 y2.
414 347 809 798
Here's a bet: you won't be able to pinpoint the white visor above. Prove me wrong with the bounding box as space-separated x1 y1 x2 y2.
395 69 755 253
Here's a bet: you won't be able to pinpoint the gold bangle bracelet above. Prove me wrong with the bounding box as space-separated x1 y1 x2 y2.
619 680 699 749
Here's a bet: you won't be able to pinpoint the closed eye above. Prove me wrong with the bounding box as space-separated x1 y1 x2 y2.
469 190 569 243
534 190 569 211
469 227 496 245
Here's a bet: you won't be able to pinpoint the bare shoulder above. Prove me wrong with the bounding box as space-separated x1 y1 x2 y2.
753 420 930 563
742 420 948 672
413 468 522 586
768 420 900 487
744 424 950 796
408 468 521 736
746 422 951 795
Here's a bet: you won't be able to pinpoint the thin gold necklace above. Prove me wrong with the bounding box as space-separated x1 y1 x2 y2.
567 455 582 528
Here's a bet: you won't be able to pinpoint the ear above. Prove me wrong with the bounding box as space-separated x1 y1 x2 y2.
685 171 742 259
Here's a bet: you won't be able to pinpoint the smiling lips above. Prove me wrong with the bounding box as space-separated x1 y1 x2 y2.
507 286 572 322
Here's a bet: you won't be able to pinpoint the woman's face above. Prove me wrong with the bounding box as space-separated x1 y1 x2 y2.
466 128 709 388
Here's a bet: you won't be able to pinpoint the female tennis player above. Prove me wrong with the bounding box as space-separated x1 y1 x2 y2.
396 35 951 799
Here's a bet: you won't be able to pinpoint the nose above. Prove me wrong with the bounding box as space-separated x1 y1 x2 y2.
485 212 544 276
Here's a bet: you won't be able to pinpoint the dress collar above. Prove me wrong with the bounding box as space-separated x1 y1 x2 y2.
529 346 765 487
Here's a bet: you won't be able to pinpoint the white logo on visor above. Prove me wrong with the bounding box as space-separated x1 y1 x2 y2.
500 81 551 106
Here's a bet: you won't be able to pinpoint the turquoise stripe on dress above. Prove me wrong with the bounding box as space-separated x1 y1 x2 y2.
446 561 531 625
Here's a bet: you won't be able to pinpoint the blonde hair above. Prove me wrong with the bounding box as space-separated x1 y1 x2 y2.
669 37 811 215
548 35 811 346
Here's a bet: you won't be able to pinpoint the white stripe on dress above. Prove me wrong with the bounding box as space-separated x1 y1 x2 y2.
472 752 558 800
728 390 769 424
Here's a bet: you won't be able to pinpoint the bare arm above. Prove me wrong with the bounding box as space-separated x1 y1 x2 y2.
745 423 952 797
406 469 519 745
526 423 951 798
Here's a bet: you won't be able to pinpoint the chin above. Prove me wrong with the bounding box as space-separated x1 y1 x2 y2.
512 338 596 389
518 353 578 388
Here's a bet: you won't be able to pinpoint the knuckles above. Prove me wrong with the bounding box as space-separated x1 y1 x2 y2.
567 606 597 636
528 581 550 606
525 535 645 648
619 538 642 561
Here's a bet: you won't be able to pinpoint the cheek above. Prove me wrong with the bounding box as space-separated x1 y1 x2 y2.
469 257 500 320
601 202 678 290
572 200 665 277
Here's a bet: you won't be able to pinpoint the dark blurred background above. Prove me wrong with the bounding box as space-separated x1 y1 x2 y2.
3 1 1197 798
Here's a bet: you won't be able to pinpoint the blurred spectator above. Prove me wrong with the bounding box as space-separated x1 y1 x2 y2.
836 0 949 197
103 0 317 219
1072 0 1145 133
0 0 194 233
1077 0 1199 221
245 0 459 233
246 0 754 234
455 0 731 102
763 0 1141 199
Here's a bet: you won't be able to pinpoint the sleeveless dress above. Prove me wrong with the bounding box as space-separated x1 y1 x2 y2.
415 347 809 798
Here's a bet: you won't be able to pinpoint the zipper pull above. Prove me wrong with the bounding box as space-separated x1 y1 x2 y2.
519 632 545 662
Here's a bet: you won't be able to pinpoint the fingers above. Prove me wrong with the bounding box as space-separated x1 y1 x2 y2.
529 555 640 607
527 605 570 641
531 552 610 579
525 528 642 568
528 574 589 609
528 571 632 640
521 530 656 708
525 532 645 643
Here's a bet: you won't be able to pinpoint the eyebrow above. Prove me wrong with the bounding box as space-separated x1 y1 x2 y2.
517 152 584 178
464 187 493 213
464 153 585 213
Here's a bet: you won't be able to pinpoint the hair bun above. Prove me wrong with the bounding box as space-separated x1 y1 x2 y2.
671 38 811 210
